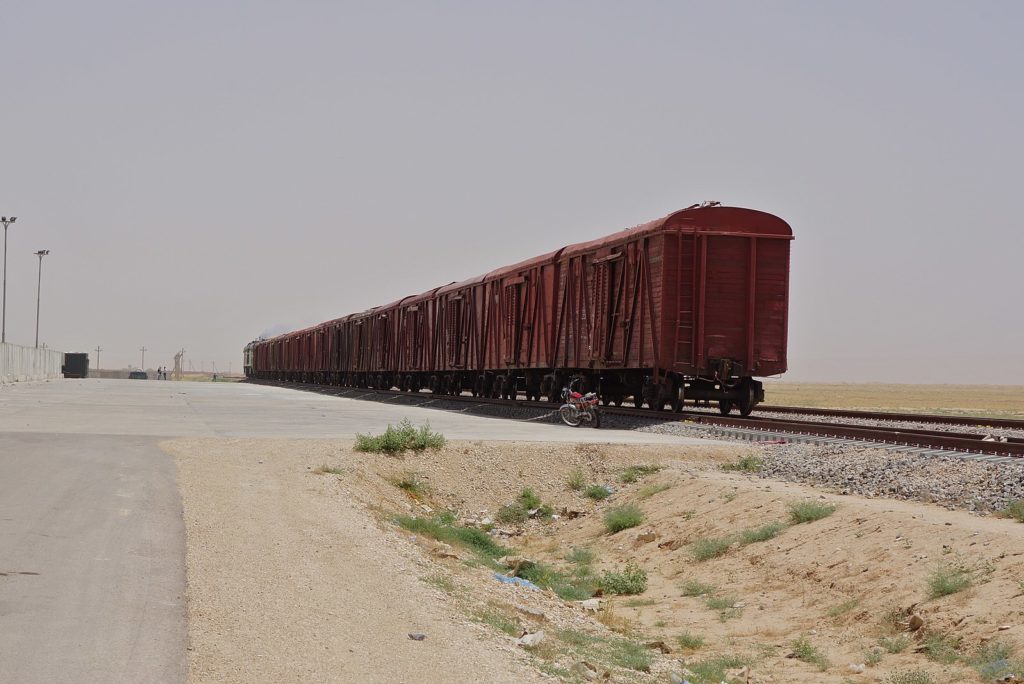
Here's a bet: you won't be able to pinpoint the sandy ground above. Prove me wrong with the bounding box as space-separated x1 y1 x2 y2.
169 438 546 684
763 381 1024 418
170 437 1024 683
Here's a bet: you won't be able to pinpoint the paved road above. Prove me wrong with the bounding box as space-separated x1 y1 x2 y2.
0 378 720 683
0 433 185 684
0 378 720 443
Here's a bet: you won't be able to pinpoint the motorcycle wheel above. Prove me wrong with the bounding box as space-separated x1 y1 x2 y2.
559 405 582 427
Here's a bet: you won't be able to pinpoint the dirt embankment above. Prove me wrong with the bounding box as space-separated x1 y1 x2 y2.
170 438 1024 683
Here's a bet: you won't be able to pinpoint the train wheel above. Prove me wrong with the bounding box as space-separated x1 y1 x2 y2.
736 382 756 417
718 400 733 415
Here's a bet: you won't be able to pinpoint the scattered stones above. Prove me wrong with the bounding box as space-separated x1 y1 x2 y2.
635 530 657 544
848 663 865 673
407 632 427 641
579 598 602 612
756 444 1024 514
909 614 925 631
515 605 547 621
658 539 682 551
516 631 545 647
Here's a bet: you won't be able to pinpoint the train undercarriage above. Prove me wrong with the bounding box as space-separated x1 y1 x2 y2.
250 367 764 416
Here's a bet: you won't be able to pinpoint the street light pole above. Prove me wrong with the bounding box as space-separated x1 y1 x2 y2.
1 216 17 344
34 250 49 348
95 346 102 374
140 346 147 370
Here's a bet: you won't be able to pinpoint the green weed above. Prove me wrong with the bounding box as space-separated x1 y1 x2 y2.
740 521 787 544
354 419 445 454
599 562 648 595
394 515 507 561
603 505 644 533
691 536 732 561
393 471 427 496
826 598 860 618
927 562 972 598
567 468 587 491
619 464 663 483
721 455 762 472
584 484 612 500
313 464 344 475
677 632 705 650
791 636 830 671
1002 499 1024 522
638 482 671 499
680 579 716 597
883 671 934 684
788 500 837 524
686 655 750 683
878 635 910 653
921 633 959 664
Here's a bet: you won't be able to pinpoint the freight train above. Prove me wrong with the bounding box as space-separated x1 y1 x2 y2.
245 203 792 416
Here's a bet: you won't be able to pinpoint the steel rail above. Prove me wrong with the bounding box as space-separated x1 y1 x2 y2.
247 380 1024 459
757 405 1024 430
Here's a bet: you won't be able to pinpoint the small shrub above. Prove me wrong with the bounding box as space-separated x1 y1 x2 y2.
691 536 733 561
518 561 597 601
608 638 652 672
879 635 910 653
496 503 528 524
565 547 596 566
740 521 787 545
1002 499 1024 522
604 505 644 534
584 484 612 500
967 640 1020 679
313 464 344 475
619 464 663 484
677 632 705 650
791 636 829 671
788 500 837 524
680 580 716 597
354 419 445 454
927 563 972 599
704 595 742 621
721 455 762 472
883 671 934 684
518 487 542 510
423 573 457 593
921 633 959 664
826 598 859 618
393 471 427 496
475 606 522 636
622 598 656 607
600 562 648 595
687 655 749 682
394 515 507 560
865 648 883 666
638 482 671 499
495 488 552 524
567 468 587 491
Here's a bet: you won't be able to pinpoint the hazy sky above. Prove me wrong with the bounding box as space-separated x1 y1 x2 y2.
2 1 1021 383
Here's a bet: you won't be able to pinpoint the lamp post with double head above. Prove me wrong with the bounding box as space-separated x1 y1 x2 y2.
1 216 17 343
34 250 49 348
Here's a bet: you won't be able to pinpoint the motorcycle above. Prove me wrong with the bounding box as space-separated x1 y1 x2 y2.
559 386 601 428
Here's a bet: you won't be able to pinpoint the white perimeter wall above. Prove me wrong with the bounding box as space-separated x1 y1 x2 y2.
0 342 65 384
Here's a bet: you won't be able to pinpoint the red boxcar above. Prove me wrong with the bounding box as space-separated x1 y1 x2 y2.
245 203 792 415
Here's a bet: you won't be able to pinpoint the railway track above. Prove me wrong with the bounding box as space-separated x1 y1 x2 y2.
249 380 1024 460
758 404 1024 431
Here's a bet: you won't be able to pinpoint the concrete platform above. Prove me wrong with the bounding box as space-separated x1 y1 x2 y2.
0 378 723 444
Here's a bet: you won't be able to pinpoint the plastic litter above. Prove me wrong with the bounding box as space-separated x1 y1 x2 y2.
492 572 541 590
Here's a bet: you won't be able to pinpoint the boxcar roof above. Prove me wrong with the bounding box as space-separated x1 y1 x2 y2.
254 205 791 348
